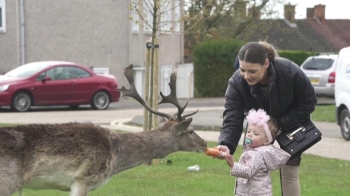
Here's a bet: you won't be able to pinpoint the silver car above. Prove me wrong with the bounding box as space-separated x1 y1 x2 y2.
300 54 338 97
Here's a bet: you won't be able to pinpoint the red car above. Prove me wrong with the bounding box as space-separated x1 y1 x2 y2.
0 61 121 112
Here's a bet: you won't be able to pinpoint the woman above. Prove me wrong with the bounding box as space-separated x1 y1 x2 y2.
218 41 317 196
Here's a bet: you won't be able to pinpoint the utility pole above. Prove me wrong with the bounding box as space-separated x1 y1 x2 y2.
144 40 151 133
152 37 159 131
144 38 160 165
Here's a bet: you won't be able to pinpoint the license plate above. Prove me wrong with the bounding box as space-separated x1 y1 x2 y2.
309 78 320 85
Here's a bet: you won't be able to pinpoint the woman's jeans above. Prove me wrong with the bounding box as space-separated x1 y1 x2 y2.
280 154 302 196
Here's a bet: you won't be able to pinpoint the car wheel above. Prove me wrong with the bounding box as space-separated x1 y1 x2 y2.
11 92 32 112
91 91 110 110
340 109 350 140
69 105 80 109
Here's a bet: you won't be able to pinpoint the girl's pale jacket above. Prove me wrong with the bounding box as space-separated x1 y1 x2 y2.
231 145 291 196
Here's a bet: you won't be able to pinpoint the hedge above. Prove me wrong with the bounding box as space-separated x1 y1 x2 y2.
193 39 243 97
193 40 317 97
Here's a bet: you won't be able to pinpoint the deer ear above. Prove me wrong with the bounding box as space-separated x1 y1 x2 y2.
159 116 167 125
173 118 192 134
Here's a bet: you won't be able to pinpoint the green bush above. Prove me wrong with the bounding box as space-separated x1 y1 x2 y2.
193 39 243 97
193 41 317 97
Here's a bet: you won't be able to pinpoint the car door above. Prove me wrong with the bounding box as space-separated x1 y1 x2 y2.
71 67 99 103
32 66 75 104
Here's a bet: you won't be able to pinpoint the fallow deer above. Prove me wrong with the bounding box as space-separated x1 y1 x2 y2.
0 64 207 196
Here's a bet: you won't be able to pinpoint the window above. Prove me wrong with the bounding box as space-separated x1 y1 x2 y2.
143 0 154 33
131 0 139 33
160 0 171 32
303 58 334 71
75 67 91 78
36 72 47 81
174 0 181 33
0 0 6 33
45 67 90 80
56 67 76 79
46 67 67 80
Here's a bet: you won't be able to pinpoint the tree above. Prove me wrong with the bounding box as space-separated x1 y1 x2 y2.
184 0 287 59
129 0 213 133
129 0 167 134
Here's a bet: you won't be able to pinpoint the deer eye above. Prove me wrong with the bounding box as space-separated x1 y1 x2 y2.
188 130 194 135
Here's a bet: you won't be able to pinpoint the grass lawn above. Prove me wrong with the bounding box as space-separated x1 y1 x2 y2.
16 141 349 196
4 104 346 195
311 104 336 122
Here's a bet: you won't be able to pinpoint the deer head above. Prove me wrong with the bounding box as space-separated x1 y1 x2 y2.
118 64 206 152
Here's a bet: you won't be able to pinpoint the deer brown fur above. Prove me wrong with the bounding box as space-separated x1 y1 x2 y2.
0 120 206 195
0 65 207 196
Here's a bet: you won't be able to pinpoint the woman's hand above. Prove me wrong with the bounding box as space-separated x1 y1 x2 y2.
215 145 230 159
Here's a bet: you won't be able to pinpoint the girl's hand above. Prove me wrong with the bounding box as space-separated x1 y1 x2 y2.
225 154 234 168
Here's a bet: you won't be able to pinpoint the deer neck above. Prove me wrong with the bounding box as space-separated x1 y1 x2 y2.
111 130 177 173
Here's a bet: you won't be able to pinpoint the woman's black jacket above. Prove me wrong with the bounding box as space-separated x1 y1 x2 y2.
218 57 317 154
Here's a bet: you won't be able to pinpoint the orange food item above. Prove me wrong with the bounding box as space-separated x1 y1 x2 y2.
204 148 220 157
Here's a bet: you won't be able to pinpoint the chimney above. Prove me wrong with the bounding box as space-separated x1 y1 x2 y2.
314 4 326 22
306 4 326 22
284 4 296 22
306 8 314 19
248 7 261 19
235 1 247 18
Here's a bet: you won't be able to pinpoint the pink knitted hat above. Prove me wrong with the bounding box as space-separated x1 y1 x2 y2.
246 109 273 143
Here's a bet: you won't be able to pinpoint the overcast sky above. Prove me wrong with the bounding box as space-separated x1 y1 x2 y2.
287 0 350 19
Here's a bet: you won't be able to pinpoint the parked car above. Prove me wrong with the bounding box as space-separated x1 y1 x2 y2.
335 46 350 140
0 61 121 112
300 54 338 97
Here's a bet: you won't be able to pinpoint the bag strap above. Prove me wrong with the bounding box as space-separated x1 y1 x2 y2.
242 121 248 152
279 168 284 196
241 111 249 151
235 121 248 194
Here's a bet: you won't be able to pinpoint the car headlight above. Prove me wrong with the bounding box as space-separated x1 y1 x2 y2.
0 84 10 92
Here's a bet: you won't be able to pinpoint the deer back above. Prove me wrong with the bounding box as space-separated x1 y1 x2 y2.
0 123 115 183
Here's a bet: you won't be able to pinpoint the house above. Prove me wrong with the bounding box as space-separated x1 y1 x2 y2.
0 0 193 98
235 4 350 53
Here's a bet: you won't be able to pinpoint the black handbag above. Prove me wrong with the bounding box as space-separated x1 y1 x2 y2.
276 119 322 157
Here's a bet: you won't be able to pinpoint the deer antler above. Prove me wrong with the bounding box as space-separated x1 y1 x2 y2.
119 64 197 121
118 64 173 120
158 72 198 121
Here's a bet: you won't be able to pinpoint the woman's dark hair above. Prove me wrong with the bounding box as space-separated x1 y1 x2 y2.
238 41 277 65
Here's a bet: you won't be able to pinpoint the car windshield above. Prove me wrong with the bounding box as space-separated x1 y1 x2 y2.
302 58 334 71
5 63 52 78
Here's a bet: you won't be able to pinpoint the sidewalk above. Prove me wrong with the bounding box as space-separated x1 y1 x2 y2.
103 107 350 162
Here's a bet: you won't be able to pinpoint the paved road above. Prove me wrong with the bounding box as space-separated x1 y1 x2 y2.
0 96 341 139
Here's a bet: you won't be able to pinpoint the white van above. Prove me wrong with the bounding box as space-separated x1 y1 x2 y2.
335 46 350 140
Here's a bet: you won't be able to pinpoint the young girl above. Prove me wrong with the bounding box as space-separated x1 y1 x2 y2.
223 109 291 196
